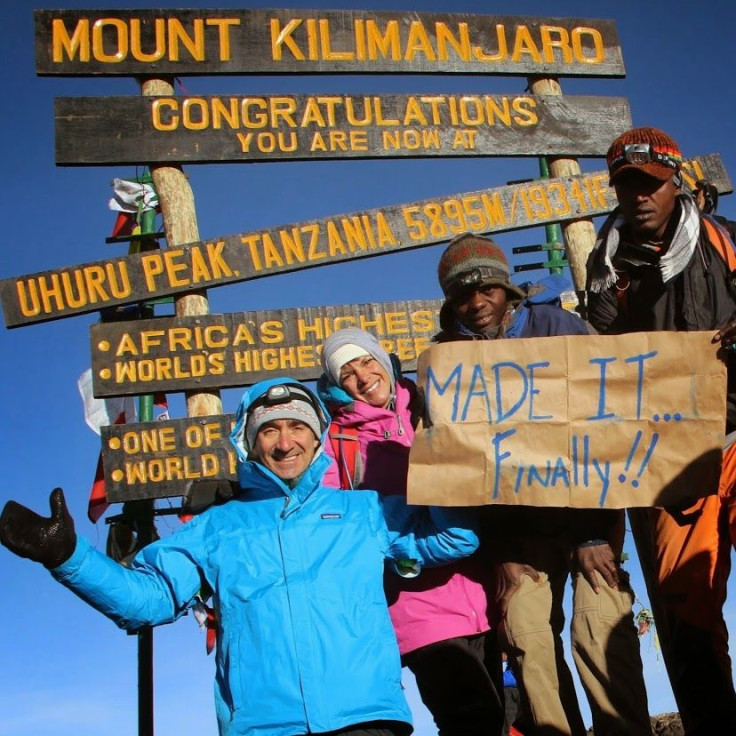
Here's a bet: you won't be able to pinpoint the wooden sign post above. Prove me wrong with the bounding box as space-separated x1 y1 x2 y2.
528 75 600 292
35 10 626 77
90 299 443 398
54 93 631 165
1 154 727 329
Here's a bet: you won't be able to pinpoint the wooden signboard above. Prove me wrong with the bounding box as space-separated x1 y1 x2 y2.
91 299 442 397
101 413 237 501
36 9 625 77
1 154 728 328
55 94 631 165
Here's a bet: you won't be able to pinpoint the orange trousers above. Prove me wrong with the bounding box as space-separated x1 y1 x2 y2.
629 441 736 734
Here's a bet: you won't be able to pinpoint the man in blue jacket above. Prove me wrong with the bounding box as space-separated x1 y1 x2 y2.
0 378 479 736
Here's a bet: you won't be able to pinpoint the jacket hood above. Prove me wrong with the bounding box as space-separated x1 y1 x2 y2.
230 377 332 494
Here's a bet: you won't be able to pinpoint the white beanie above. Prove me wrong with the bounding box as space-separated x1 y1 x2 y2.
321 328 395 390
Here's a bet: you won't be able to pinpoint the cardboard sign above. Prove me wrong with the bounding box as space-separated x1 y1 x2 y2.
407 332 726 509
36 10 625 77
2 154 727 328
90 299 441 397
55 94 631 165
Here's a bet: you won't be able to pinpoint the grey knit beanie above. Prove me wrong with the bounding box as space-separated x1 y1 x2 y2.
245 385 323 450
321 328 395 390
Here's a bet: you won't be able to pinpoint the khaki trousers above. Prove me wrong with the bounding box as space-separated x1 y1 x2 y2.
499 536 651 736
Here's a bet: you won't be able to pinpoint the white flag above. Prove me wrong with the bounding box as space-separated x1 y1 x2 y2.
77 368 136 434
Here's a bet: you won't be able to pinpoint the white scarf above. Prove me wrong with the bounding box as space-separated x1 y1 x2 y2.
588 195 701 293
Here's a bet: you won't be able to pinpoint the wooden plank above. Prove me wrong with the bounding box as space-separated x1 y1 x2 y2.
1 154 729 328
91 299 442 397
101 413 236 501
55 94 631 165
35 9 625 77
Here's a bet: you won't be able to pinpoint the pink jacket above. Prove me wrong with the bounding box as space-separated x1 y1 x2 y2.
322 378 492 655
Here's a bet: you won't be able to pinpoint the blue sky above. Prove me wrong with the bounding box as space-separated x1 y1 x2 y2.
1 0 736 734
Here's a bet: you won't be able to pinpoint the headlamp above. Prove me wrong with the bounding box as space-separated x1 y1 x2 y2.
248 383 311 412
609 143 681 174
247 382 329 434
264 384 292 406
623 143 653 165
446 266 508 299
457 268 484 290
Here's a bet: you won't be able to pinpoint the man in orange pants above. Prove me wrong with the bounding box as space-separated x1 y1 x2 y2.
587 125 736 734
629 437 736 732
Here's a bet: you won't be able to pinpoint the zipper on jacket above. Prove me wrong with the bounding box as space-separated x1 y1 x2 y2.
281 496 290 518
396 410 405 436
383 396 405 438
462 578 482 633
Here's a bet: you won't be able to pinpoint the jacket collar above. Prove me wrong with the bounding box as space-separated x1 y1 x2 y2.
238 450 332 506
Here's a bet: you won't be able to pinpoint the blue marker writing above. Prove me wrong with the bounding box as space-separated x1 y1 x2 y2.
426 364 463 422
624 351 657 420
587 356 617 421
491 428 516 499
493 362 529 423
461 363 493 422
528 361 553 421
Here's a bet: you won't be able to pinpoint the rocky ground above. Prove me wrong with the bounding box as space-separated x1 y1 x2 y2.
586 712 683 735
649 713 684 736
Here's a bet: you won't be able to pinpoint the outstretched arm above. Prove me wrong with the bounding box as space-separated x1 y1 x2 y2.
379 495 479 567
2 488 205 631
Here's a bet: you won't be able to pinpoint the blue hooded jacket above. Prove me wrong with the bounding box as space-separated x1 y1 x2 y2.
52 378 479 735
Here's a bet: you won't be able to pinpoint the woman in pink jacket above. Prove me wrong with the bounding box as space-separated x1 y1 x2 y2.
318 327 503 736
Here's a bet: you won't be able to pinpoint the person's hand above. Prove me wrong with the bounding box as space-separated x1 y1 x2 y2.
182 479 238 515
0 488 76 568
493 561 541 616
575 541 619 593
712 319 736 351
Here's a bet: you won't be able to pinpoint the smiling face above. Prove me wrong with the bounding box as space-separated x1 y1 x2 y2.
339 354 393 408
450 283 509 334
613 170 679 243
252 419 319 481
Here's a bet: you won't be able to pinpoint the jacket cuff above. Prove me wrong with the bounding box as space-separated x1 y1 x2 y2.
576 539 609 549
50 535 91 580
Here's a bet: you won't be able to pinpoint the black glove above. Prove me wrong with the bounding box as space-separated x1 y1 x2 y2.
182 479 238 516
0 488 76 568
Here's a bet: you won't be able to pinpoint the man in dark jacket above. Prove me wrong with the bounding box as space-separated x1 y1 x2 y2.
586 126 736 735
435 233 651 736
